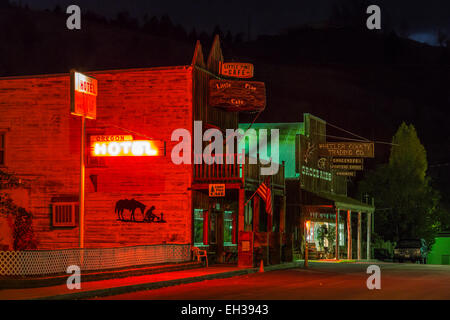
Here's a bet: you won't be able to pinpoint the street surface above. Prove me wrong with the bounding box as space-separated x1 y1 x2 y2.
95 262 450 300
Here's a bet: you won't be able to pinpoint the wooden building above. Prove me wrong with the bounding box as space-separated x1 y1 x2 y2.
0 36 288 269
241 114 375 261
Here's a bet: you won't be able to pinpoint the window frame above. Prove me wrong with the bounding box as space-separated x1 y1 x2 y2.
193 209 204 246
86 131 107 168
0 132 6 166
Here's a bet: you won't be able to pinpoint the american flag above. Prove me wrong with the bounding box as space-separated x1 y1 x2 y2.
256 176 272 215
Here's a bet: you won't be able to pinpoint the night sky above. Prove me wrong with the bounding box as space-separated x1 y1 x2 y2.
12 0 450 45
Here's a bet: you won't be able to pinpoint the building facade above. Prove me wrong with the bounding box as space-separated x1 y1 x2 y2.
0 37 289 273
240 113 375 261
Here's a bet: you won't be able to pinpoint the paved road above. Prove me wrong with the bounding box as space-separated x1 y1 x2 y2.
95 262 450 300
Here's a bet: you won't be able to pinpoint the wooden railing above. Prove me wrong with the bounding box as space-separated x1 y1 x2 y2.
193 153 285 190
244 157 285 189
193 153 245 184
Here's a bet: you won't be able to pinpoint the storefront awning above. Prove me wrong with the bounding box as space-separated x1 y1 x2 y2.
306 190 375 213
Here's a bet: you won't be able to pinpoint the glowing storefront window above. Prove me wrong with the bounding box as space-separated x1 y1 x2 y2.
194 209 204 246
339 223 344 246
224 211 235 245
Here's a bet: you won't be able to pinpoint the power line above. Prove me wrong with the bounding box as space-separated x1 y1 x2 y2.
429 163 450 168
326 121 370 142
109 124 157 140
313 132 399 146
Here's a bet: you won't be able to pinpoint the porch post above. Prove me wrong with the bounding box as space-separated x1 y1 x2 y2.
279 195 286 233
267 208 273 232
367 212 371 260
347 210 352 259
357 211 361 260
335 208 339 259
238 188 245 235
253 196 260 232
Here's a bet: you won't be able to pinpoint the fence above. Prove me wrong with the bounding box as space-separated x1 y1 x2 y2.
0 244 191 276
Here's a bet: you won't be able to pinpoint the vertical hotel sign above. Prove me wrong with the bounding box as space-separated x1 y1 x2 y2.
70 70 97 119
70 70 97 251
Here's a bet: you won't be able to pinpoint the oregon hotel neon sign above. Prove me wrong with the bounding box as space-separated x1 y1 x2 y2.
90 135 164 157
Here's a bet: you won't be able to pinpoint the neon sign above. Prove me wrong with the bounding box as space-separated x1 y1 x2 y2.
90 136 164 157
301 165 332 181
70 70 97 119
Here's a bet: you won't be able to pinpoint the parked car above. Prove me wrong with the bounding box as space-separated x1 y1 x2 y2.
393 239 427 263
374 248 392 261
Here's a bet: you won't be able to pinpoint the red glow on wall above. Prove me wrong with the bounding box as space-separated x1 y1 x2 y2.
91 139 164 157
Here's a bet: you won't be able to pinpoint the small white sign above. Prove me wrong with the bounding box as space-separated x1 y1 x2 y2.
209 184 225 197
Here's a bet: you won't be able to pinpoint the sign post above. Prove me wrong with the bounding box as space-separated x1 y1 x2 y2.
70 70 97 251
80 115 85 250
304 220 310 268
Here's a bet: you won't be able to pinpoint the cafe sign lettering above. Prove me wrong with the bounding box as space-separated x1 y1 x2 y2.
220 62 254 78
208 80 266 112
319 142 374 158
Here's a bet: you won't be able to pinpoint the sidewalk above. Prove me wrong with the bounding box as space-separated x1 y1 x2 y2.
0 262 303 300
0 261 202 289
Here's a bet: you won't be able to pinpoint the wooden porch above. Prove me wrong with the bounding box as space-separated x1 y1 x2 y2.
193 153 285 192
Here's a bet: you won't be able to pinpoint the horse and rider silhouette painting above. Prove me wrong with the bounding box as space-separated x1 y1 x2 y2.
114 199 166 223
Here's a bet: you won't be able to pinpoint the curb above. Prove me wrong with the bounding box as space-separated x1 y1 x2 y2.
1 262 203 289
33 262 304 300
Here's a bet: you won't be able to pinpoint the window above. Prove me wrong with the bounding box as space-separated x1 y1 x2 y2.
0 133 5 165
209 213 216 244
86 132 106 168
224 211 236 245
339 223 344 246
193 209 204 246
51 196 79 227
224 211 233 245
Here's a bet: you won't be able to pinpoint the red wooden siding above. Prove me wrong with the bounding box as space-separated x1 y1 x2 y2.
0 66 194 249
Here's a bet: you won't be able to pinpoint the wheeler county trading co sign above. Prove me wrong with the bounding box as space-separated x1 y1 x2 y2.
319 142 374 158
208 80 266 112
219 62 254 78
90 135 165 157
70 70 97 119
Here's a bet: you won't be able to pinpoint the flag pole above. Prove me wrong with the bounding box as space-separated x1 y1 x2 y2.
244 188 259 207
244 176 270 207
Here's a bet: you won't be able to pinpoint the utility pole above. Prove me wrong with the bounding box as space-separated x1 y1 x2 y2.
80 115 85 250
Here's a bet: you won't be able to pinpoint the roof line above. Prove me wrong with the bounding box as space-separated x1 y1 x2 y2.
0 65 191 81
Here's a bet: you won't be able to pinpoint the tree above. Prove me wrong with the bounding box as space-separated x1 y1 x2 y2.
359 123 440 245
142 16 160 35
113 11 139 30
159 14 174 37
212 25 224 41
437 29 448 47
188 28 198 43
224 30 233 44
328 0 370 29
0 170 37 250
